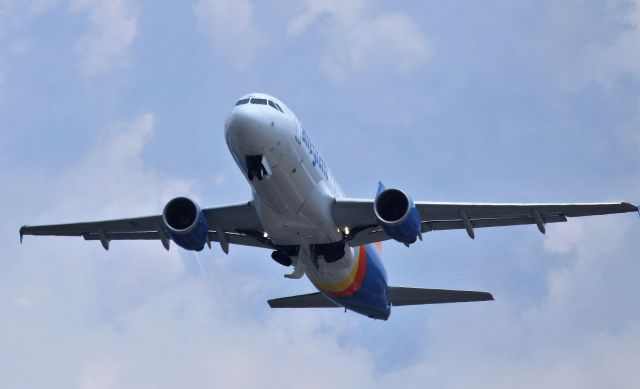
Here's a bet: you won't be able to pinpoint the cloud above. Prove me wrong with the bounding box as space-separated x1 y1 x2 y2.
2 2 639 387
0 113 374 388
0 60 5 103
530 0 640 90
41 112 193 219
0 0 136 77
373 216 640 389
193 0 262 70
0 110 375 388
288 0 431 81
71 0 137 75
0 1 57 104
7 126 638 389
586 0 640 86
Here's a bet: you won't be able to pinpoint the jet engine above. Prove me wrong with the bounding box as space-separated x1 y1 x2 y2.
162 197 209 251
373 187 421 245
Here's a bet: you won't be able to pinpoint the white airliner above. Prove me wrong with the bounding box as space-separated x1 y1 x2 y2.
21 93 638 320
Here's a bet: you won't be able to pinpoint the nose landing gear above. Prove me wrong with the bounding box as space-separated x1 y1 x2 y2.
246 155 269 181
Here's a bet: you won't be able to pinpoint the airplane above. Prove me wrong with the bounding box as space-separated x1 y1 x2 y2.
20 93 638 320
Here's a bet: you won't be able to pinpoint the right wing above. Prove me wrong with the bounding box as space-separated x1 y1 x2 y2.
20 201 271 250
334 198 638 246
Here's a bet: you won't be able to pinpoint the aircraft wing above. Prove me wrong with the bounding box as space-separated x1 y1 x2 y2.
333 199 638 246
20 202 270 251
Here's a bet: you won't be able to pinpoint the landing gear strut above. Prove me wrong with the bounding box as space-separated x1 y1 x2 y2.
246 155 268 181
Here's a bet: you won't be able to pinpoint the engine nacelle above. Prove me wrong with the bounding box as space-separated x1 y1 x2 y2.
374 187 421 245
162 197 209 251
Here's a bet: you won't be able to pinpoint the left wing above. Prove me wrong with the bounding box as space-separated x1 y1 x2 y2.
20 202 271 250
334 199 638 246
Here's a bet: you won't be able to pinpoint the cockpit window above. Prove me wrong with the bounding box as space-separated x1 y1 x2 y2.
235 98 250 106
273 102 284 113
268 100 279 111
250 98 267 105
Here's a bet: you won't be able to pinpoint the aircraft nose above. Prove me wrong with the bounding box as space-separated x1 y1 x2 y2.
227 105 267 134
225 105 276 154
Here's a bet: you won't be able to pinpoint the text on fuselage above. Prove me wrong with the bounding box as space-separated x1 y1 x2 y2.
301 128 329 181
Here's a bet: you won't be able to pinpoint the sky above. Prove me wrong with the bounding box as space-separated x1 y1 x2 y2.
1 0 639 388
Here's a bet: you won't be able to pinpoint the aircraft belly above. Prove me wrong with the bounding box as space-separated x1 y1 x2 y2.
252 139 341 245
303 247 358 292
305 244 390 319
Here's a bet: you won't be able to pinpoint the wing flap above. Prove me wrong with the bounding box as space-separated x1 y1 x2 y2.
348 215 569 246
268 292 339 308
423 214 567 231
388 286 494 306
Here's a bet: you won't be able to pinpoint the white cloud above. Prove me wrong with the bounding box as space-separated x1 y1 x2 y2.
372 216 640 389
44 112 193 219
539 0 640 90
1 2 639 386
0 0 57 20
71 0 137 75
586 0 640 85
0 110 378 388
193 0 262 70
0 1 57 104
288 0 431 81
3 112 638 388
0 61 5 104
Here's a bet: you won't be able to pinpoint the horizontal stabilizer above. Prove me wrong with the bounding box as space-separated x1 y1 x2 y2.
388 286 493 306
268 292 339 309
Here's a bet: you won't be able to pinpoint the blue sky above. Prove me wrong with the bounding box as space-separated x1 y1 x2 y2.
1 1 639 387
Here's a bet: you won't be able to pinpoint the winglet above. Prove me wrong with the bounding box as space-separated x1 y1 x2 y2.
621 201 639 216
19 226 25 244
376 181 386 198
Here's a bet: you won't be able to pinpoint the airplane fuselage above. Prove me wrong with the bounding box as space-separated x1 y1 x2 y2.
225 93 391 319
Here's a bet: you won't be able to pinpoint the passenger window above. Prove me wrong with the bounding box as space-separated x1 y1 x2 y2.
250 98 267 105
235 98 250 106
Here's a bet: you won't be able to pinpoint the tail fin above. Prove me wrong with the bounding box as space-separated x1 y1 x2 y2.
387 287 493 306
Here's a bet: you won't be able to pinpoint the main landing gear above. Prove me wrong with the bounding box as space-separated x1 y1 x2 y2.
271 250 293 267
270 242 346 268
271 247 304 279
246 155 268 181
